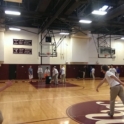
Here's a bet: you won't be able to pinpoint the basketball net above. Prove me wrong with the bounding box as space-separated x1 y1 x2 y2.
104 54 108 58
47 52 50 57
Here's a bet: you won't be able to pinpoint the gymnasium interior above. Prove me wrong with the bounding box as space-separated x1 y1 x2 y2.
0 0 124 124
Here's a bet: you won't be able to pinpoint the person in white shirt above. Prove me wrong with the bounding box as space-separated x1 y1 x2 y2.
44 67 50 77
109 65 116 75
96 65 124 117
60 65 66 84
37 65 43 82
52 66 59 85
83 66 86 79
91 67 95 79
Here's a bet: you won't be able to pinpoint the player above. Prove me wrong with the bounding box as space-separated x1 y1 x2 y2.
91 67 95 79
37 65 43 82
60 65 66 83
109 65 116 75
28 66 33 82
96 65 124 117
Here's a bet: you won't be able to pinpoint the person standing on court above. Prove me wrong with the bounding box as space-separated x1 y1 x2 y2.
0 80 13 124
91 67 95 79
90 66 92 78
44 67 50 77
60 65 66 84
28 66 33 82
116 66 120 78
52 66 59 85
109 65 116 75
37 65 43 82
96 65 124 117
83 66 86 79
44 67 51 84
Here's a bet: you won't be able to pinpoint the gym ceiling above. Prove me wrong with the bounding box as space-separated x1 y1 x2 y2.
0 0 124 35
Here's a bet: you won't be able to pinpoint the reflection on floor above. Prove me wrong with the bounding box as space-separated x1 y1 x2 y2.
30 81 79 89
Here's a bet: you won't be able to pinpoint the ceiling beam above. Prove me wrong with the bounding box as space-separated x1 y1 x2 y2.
40 0 71 33
65 0 87 15
105 4 124 20
62 18 124 29
36 0 52 12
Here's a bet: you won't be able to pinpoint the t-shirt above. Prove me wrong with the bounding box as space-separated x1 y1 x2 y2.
28 68 33 75
109 68 116 75
105 71 119 87
92 68 95 73
53 68 58 76
45 69 50 75
61 67 65 75
37 67 43 73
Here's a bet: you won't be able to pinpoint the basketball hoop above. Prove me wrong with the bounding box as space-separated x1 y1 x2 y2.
47 52 50 55
104 54 108 58
46 52 50 57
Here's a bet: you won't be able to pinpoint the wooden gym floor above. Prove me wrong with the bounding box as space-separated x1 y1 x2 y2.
0 78 123 124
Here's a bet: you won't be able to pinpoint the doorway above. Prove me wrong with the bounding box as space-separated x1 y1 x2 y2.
9 64 17 79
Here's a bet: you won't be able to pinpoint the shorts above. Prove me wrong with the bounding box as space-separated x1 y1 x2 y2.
29 75 33 79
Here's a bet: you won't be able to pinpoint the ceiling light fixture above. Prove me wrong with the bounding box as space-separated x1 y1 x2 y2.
5 10 21 15
121 37 124 40
99 5 108 11
92 5 108 15
79 20 92 24
60 32 69 35
9 28 21 31
92 10 107 15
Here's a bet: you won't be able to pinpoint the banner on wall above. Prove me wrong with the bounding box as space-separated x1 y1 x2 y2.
13 48 32 54
13 39 32 46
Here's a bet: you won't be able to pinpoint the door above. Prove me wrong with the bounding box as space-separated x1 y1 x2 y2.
16 65 28 79
9 64 16 79
0 64 9 80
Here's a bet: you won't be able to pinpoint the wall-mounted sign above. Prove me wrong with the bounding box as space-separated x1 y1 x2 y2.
13 39 32 46
13 48 32 54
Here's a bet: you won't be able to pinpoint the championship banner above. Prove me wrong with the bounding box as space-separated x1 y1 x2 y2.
13 39 32 46
13 48 32 54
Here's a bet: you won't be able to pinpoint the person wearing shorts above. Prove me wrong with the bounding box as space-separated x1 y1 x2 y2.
37 65 43 82
28 66 33 82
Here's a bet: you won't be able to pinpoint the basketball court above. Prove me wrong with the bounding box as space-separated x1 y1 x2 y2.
0 0 124 124
0 78 123 124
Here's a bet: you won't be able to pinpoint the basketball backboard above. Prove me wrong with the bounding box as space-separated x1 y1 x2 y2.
98 47 115 58
39 43 57 57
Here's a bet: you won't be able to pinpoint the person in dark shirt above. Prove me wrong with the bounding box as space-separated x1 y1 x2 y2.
83 66 86 79
116 66 120 78
28 66 33 82
90 66 92 78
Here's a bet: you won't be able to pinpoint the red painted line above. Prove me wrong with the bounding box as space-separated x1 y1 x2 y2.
16 117 69 124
